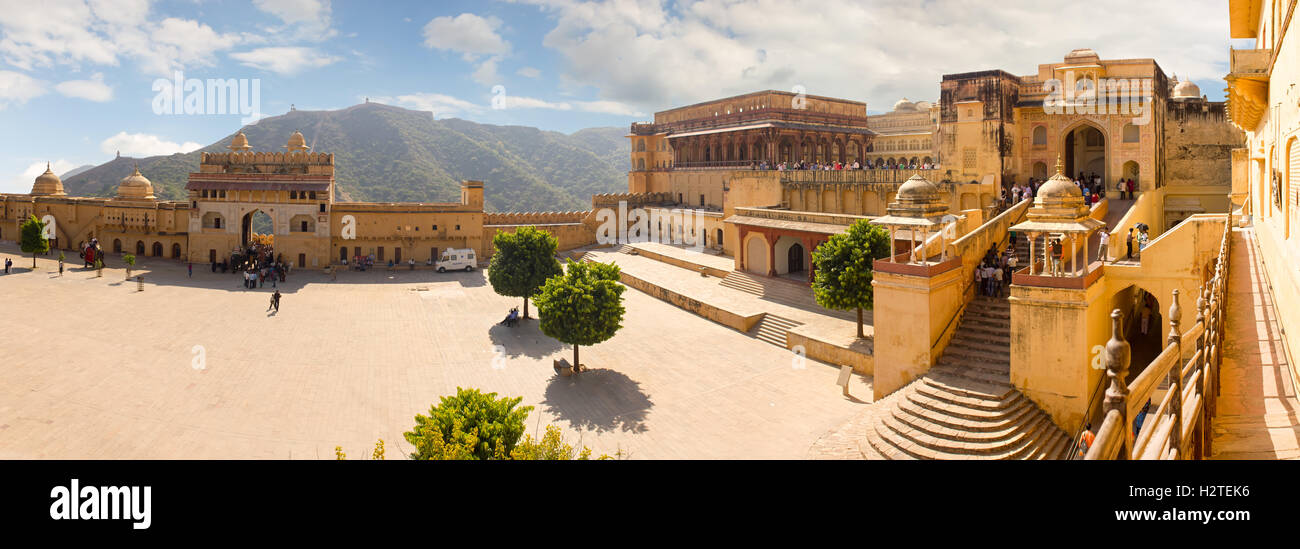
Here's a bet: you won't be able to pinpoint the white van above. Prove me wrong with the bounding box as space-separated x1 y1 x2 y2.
436 248 477 272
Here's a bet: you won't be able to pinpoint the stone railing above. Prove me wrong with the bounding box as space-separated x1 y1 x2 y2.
779 168 945 185
590 192 674 209
484 211 590 225
1086 215 1230 460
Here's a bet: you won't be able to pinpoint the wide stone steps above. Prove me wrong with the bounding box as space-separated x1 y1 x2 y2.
719 271 856 321
865 293 1072 459
749 313 802 347
870 406 1069 460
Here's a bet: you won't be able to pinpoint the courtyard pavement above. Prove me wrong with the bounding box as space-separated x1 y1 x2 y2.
0 243 869 459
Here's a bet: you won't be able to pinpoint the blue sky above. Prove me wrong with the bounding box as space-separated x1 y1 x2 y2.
0 0 1245 193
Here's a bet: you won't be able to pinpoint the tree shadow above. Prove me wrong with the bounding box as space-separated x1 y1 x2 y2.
541 367 652 434
487 320 564 358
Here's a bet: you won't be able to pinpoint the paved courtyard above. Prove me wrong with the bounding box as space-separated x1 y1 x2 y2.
0 243 870 459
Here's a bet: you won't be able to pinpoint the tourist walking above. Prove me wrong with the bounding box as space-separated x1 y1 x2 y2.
188 263 193 278
272 290 281 312
1078 423 1095 457
4 257 10 274
58 258 63 276
1098 230 1110 264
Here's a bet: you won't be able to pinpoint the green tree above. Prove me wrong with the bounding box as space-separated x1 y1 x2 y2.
122 253 136 278
488 226 563 319
533 259 626 370
811 220 892 338
403 387 533 460
19 215 48 268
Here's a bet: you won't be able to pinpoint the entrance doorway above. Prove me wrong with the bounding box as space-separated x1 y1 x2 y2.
788 243 805 273
1064 125 1106 182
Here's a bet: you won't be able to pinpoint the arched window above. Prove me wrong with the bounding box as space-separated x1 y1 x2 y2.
1032 126 1047 146
637 158 646 170
290 190 298 199
1123 124 1140 143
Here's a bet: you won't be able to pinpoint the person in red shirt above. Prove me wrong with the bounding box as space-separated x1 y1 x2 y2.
1126 178 1135 199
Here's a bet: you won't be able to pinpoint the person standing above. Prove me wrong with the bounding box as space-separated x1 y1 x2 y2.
1126 178 1135 200
1140 301 1152 335
1098 230 1110 264
1126 229 1134 259
4 257 10 274
58 257 64 276
273 290 281 312
188 262 193 278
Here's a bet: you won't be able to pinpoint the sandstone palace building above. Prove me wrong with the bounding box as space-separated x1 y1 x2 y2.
6 40 1292 460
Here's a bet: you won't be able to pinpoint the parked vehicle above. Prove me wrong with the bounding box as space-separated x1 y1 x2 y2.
435 248 476 272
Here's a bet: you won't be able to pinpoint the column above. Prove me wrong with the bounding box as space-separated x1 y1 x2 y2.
766 231 776 277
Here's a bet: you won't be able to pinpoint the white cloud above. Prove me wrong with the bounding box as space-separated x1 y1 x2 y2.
100 132 201 157
520 0 1231 114
422 13 510 59
471 57 502 86
55 72 112 102
230 47 340 75
503 94 644 116
370 93 483 118
252 0 336 40
0 70 46 108
517 66 541 78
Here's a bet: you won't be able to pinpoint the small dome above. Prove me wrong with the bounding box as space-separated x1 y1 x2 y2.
1064 48 1100 63
31 163 65 196
913 100 933 111
896 173 940 200
117 165 156 200
1037 158 1082 199
287 131 308 152
1173 79 1201 100
893 98 918 112
229 131 252 152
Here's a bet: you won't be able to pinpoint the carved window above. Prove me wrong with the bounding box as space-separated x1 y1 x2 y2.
1123 124 1140 143
1032 126 1047 146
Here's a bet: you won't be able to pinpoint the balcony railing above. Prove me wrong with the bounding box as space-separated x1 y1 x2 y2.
1229 48 1271 78
1086 215 1230 460
779 168 946 184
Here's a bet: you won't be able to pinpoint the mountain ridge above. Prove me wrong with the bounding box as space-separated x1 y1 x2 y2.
60 102 630 212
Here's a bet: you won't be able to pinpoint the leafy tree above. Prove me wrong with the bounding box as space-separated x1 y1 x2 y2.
123 254 136 278
533 259 626 370
812 220 892 338
404 387 533 460
488 226 563 319
19 215 48 268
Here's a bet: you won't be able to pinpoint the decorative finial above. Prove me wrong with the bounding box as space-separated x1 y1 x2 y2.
1055 155 1063 175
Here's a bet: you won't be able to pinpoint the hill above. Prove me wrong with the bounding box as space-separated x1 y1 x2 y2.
61 103 630 212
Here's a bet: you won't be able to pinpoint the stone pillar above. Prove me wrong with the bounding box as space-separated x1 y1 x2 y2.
872 262 966 399
767 232 776 277
1009 275 1111 434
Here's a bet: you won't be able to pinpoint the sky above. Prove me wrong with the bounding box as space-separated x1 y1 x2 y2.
0 0 1249 193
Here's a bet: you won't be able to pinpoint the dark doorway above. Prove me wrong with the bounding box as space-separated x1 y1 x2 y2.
209 249 217 263
340 247 348 263
788 243 805 273
298 253 307 268
172 243 182 259
151 242 163 257
394 247 402 263
113 239 122 253
136 241 145 254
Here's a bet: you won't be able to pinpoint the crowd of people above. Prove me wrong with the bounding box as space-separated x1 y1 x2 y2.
1005 173 1141 208
975 242 1017 298
208 242 291 289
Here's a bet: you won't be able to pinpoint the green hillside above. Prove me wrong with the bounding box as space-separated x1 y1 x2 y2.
62 102 630 212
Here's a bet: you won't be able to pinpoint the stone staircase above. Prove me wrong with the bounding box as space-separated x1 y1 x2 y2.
749 313 803 347
864 295 1072 459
